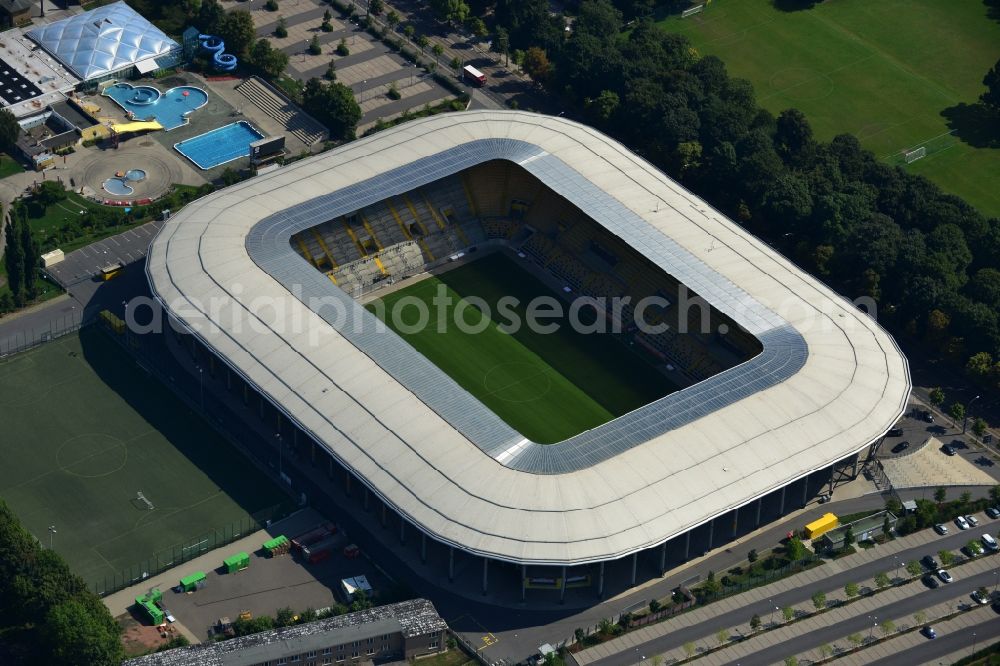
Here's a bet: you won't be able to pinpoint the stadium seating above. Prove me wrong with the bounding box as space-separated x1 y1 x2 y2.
287 161 762 385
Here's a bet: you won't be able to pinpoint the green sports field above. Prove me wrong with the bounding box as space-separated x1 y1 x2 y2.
659 0 1000 217
368 252 676 443
0 328 288 591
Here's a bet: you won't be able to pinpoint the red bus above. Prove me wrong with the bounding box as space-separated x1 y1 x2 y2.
463 65 486 86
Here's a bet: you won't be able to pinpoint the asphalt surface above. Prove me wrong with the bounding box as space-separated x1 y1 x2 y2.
588 520 1000 666
870 612 1000 666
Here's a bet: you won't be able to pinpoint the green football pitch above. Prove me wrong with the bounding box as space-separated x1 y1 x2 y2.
0 328 288 591
368 252 677 443
659 0 1000 218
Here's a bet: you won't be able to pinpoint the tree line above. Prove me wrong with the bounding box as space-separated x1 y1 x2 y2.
0 500 122 665
3 202 41 311
475 0 1000 392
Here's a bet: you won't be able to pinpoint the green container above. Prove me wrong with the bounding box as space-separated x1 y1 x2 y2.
179 571 206 592
262 535 290 556
223 551 250 573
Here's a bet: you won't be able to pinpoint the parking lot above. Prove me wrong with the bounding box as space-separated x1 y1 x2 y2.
133 510 397 641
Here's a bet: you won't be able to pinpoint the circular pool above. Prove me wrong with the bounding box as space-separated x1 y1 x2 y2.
128 85 161 105
102 178 134 196
125 169 147 182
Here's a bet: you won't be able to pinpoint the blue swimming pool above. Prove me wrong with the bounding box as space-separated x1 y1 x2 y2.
103 82 209 131
174 121 264 170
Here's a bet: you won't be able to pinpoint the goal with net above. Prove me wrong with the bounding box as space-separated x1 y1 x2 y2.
682 4 705 18
135 491 155 511
903 146 926 164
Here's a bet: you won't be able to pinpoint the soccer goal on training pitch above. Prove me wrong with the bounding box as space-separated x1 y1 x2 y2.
903 146 926 164
134 490 155 511
682 3 705 18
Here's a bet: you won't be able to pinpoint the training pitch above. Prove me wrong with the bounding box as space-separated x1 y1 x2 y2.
661 0 1000 217
0 328 288 590
369 252 676 443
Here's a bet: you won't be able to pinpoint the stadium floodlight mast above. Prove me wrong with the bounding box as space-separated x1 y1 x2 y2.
48 525 56 549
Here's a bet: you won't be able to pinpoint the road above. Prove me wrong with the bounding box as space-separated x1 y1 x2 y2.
588 519 1000 666
871 612 1000 666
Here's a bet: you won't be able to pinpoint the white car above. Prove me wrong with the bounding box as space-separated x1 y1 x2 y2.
966 515 979 527
934 524 949 535
937 569 953 584
982 533 999 551
956 516 970 530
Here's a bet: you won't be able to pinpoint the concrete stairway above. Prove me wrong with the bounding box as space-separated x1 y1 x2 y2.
235 77 327 146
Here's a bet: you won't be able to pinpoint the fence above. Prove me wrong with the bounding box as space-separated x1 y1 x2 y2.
93 501 298 596
0 310 87 357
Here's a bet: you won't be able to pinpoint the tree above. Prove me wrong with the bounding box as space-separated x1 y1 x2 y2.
874 572 890 588
786 536 807 561
939 549 955 566
416 34 430 53
250 39 289 79
929 387 945 406
308 35 322 55
4 212 25 306
747 548 758 563
811 591 825 610
967 539 983 556
336 38 350 56
41 599 123 666
883 514 892 539
0 108 19 150
197 0 226 34
220 10 257 58
848 633 863 647
494 26 510 66
302 78 361 141
934 487 947 504
321 12 333 32
265 0 278 10
842 526 855 549
403 24 415 41
369 0 384 16
274 15 288 38
961 490 972 505
774 108 813 164
468 17 488 39
879 620 895 636
298 607 317 624
430 0 470 24
648 599 660 613
702 569 720 595
431 43 444 63
973 418 988 437
990 485 1000 504
950 402 966 422
750 614 761 631
325 60 337 80
981 58 1000 112
781 605 794 622
844 582 859 598
386 10 400 30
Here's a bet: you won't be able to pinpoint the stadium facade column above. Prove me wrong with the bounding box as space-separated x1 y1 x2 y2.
310 440 316 464
482 558 488 595
801 476 808 506
380 503 387 527
448 548 455 582
560 566 567 603
328 456 333 478
828 464 835 493
659 542 667 574
521 565 527 601
630 553 637 586
731 509 739 538
779 486 787 514
421 534 427 563
400 519 405 544
684 531 691 559
707 519 714 551
363 487 370 511
243 383 248 405
598 561 605 598
755 498 763 528
208 355 215 377
852 452 860 478
258 394 264 420
345 470 352 496
226 367 231 390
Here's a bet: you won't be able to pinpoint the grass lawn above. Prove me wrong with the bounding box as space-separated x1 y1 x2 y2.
368 252 676 443
0 328 289 592
658 0 1000 218
0 153 24 179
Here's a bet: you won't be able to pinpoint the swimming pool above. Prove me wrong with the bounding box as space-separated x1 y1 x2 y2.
174 121 264 170
104 82 209 131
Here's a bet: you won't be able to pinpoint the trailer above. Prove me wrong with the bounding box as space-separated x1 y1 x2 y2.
262 535 290 557
223 551 250 573
343 543 360 559
135 588 164 625
302 535 340 564
291 522 337 551
179 571 206 592
463 64 486 86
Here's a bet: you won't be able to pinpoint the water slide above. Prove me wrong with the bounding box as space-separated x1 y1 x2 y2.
108 120 164 134
199 34 238 72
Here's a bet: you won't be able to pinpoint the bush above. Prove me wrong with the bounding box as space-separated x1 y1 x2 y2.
265 0 278 10
387 82 401 100
308 35 322 56
274 17 288 38
336 38 350 56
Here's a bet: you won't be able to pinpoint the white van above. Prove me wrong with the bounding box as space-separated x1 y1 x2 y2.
982 533 998 552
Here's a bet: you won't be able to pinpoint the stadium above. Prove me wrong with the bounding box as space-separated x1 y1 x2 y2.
146 110 911 600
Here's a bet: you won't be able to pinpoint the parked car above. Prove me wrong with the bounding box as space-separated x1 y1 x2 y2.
987 507 1000 519
923 411 935 423
891 441 910 454
923 574 940 589
934 523 949 535
888 427 904 437
983 533 999 551
942 444 957 456
922 554 939 570
972 590 990 605
922 626 937 639
956 516 970 530
937 569 953 584
967 515 979 527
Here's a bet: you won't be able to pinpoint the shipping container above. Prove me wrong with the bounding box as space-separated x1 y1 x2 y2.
179 571 207 592
223 551 250 573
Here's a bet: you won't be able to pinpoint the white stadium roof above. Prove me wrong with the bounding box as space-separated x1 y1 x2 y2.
147 111 910 565
27 1 179 82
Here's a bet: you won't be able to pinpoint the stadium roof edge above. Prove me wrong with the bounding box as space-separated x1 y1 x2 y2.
147 111 910 565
